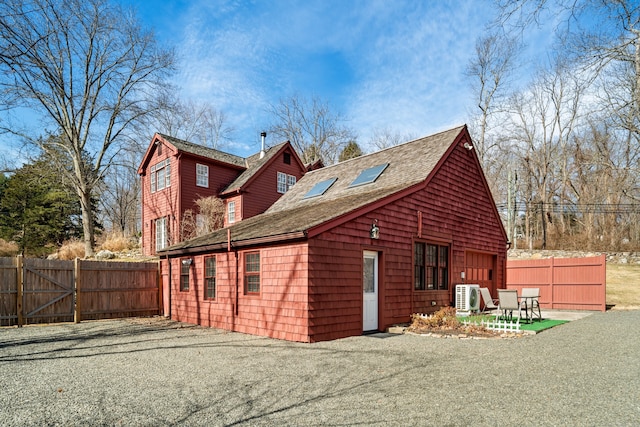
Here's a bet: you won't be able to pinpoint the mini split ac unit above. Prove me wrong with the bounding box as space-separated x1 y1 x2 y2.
456 284 480 312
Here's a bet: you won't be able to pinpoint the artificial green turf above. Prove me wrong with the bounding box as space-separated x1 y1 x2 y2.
458 315 569 332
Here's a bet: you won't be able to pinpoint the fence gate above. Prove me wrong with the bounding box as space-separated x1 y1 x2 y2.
22 258 75 324
0 257 18 326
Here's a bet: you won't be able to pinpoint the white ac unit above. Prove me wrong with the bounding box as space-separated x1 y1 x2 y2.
456 284 480 312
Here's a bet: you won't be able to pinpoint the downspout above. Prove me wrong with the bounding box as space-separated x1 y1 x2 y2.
166 255 172 318
229 228 238 317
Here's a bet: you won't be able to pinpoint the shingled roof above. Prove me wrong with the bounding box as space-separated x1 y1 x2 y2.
220 141 290 195
158 134 246 168
162 125 467 255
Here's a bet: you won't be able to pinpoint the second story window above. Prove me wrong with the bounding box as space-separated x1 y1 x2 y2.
150 159 171 193
277 172 296 194
228 201 236 224
196 164 209 187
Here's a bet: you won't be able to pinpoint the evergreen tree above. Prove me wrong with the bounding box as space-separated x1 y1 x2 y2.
0 157 83 256
339 141 364 162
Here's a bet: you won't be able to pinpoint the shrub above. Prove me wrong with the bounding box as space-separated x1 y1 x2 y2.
410 306 460 329
56 240 85 260
100 232 136 252
0 239 19 256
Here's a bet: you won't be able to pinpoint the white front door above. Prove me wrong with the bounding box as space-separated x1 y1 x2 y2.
363 251 379 331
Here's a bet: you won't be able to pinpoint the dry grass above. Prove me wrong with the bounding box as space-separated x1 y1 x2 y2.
100 232 136 252
0 239 19 256
607 264 640 309
56 240 85 260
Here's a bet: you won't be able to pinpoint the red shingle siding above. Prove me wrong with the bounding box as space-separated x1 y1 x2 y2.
306 143 506 341
243 149 305 218
168 243 311 342
140 146 178 256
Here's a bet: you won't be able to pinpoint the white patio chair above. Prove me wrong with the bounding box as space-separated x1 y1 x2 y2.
497 289 522 322
520 287 541 321
479 287 499 313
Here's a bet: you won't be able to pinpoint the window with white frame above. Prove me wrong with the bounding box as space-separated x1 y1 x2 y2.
155 217 167 251
228 201 236 224
277 172 296 193
244 251 260 294
196 163 209 187
150 159 171 193
205 256 216 299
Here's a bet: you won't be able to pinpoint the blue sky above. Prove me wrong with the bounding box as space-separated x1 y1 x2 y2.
0 0 555 162
125 0 506 156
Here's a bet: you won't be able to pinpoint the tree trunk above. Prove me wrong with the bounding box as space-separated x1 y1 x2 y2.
78 186 95 258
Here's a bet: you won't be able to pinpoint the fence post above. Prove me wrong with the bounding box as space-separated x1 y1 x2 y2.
74 257 81 323
157 261 163 316
16 255 23 327
549 257 554 309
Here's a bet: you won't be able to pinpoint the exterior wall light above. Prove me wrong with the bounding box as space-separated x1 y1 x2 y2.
181 258 193 266
370 222 380 239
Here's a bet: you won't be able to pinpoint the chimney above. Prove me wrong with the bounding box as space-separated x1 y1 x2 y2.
260 131 267 159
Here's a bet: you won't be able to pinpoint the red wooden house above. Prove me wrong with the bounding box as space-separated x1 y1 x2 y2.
137 133 306 256
159 125 508 342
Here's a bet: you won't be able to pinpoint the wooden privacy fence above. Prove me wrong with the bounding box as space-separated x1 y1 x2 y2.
0 256 161 327
506 255 606 312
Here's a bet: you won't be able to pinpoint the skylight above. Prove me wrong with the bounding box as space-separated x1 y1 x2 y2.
348 163 389 187
303 177 337 199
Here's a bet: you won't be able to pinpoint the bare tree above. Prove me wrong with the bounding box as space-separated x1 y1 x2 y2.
368 127 417 151
268 94 356 164
466 32 520 164
180 196 225 241
0 0 174 257
150 96 234 149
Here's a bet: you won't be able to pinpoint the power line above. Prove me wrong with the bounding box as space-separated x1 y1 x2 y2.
496 202 640 214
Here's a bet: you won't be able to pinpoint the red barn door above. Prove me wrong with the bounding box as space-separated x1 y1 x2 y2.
465 252 497 296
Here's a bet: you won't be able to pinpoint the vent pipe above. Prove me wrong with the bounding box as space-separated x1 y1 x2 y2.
260 131 267 159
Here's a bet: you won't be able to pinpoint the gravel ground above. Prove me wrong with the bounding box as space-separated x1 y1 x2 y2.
1 310 639 426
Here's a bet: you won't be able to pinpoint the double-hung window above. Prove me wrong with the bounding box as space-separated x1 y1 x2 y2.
196 164 209 187
150 159 171 193
414 242 449 290
180 260 190 291
205 256 216 299
277 172 296 193
228 201 236 224
245 252 260 294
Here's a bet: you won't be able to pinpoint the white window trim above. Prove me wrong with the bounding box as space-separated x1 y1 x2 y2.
151 159 171 193
228 201 236 224
277 172 296 194
155 217 167 251
196 163 209 187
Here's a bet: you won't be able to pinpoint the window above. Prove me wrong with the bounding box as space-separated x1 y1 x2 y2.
196 164 209 187
180 260 190 291
283 152 291 164
228 201 236 224
155 217 167 251
304 177 337 199
150 159 171 193
157 142 162 155
277 172 296 193
205 256 216 299
245 252 260 293
414 242 449 290
349 163 389 187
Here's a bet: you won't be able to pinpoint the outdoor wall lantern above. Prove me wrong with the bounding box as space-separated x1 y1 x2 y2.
181 258 193 266
370 221 380 239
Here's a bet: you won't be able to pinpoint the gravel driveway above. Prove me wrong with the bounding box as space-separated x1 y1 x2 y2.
1 310 639 426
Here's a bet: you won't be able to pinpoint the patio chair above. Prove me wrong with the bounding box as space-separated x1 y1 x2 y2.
497 289 522 322
479 287 499 313
521 287 541 321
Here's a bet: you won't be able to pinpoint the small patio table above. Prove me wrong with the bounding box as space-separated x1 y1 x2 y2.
518 294 540 323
